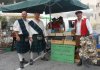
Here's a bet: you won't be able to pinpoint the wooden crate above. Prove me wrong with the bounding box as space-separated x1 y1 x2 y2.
56 33 64 36
64 32 71 36
64 40 76 45
64 32 74 36
51 40 64 44
97 49 100 52
48 33 56 36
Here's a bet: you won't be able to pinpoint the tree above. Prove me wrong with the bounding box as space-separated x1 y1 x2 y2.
8 16 19 26
0 16 8 30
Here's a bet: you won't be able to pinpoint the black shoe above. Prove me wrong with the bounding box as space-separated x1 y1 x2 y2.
77 59 82 66
20 61 24 68
29 59 34 65
22 58 28 64
41 57 48 61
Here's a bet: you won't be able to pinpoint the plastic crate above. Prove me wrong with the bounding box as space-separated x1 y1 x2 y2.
97 44 100 49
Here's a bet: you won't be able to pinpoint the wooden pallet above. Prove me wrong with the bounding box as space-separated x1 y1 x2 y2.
51 40 64 44
97 49 100 52
64 40 76 45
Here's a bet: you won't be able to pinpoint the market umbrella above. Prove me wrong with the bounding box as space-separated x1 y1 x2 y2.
0 0 89 14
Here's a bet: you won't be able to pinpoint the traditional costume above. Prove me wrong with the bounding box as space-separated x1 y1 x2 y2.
29 19 47 53
74 18 93 66
13 19 30 68
13 19 30 53
74 18 93 46
28 19 48 65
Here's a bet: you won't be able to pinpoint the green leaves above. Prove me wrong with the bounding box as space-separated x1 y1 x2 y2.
0 16 7 29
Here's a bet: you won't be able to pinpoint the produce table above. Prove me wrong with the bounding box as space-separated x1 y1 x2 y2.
47 32 76 63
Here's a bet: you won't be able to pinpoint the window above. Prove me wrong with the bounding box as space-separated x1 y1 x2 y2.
99 13 100 16
96 3 100 7
95 14 96 19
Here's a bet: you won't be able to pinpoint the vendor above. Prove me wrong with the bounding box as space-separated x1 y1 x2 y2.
72 11 93 66
48 18 60 32
11 32 16 51
28 13 48 65
57 16 65 32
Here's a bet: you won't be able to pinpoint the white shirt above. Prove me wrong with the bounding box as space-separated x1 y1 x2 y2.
13 19 30 34
29 19 48 37
76 18 93 35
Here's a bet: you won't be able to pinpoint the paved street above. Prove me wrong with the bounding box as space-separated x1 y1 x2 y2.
0 51 100 70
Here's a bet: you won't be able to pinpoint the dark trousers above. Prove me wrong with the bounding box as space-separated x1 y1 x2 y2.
75 35 81 59
11 37 16 51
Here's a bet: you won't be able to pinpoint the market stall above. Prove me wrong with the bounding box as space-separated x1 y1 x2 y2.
46 17 76 63
0 0 89 64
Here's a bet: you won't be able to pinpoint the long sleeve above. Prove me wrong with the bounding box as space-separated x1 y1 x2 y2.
40 21 48 37
86 19 93 34
28 25 33 37
13 20 20 32
43 27 48 37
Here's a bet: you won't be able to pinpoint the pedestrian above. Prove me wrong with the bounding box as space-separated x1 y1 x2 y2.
72 11 93 66
28 13 48 65
13 11 30 68
11 31 16 51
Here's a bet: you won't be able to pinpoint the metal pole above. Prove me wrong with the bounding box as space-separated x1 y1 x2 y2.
49 5 52 22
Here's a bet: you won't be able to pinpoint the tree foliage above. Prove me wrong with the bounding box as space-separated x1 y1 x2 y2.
0 16 8 30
